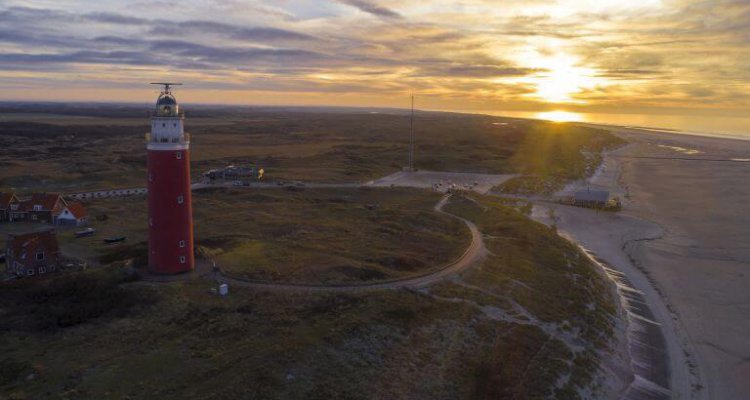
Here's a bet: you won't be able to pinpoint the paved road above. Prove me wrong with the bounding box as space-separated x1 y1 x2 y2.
68 181 363 199
212 194 486 292
68 169 516 199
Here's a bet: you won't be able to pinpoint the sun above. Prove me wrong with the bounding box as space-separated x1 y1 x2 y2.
531 54 598 103
505 48 602 104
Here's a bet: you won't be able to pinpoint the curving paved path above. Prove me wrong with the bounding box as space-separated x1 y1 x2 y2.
214 194 486 292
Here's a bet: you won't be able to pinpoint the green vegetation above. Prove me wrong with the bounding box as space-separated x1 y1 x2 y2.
193 187 469 283
444 195 616 345
0 106 622 398
0 192 617 399
495 122 626 195
13 187 469 284
0 107 624 193
437 194 617 397
0 265 145 332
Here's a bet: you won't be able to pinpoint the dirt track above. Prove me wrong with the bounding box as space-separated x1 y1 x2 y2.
215 194 486 292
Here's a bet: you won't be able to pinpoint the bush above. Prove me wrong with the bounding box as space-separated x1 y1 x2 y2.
0 268 152 332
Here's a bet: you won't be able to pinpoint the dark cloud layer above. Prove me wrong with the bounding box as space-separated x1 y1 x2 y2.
337 0 402 19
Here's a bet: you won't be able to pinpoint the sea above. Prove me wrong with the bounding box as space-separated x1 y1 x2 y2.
475 110 750 140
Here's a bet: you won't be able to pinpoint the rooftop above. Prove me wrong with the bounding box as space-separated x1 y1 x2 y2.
28 193 66 210
64 202 88 219
7 230 59 268
574 189 610 203
0 192 18 210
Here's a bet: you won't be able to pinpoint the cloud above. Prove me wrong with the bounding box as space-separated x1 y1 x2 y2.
414 64 538 78
147 40 326 64
0 0 748 114
336 0 402 19
149 20 315 42
85 12 150 25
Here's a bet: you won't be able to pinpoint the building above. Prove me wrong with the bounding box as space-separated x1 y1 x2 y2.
572 188 620 209
56 202 90 226
24 193 67 223
146 83 194 274
0 191 88 226
5 230 60 277
0 192 20 222
202 165 264 184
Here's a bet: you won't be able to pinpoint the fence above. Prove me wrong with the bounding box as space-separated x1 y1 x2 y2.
67 188 147 200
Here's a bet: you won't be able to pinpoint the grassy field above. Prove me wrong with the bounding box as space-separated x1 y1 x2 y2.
0 105 623 398
1 187 469 284
0 105 624 193
193 187 469 283
0 193 617 400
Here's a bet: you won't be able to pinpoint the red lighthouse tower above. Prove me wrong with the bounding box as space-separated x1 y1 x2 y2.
147 83 194 274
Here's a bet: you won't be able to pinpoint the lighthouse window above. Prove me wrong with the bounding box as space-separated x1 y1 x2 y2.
180 256 186 264
179 240 185 248
176 152 182 159
177 195 184 204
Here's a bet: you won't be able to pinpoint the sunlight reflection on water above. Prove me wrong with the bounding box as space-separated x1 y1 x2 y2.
535 111 583 122
473 110 750 139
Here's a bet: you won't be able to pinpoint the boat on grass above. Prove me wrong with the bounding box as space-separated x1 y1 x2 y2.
103 236 126 244
74 227 96 238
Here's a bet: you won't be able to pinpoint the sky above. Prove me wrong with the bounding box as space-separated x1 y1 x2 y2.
0 0 749 118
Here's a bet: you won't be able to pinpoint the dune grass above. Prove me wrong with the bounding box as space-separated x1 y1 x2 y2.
12 187 470 284
193 187 470 283
0 191 617 400
0 106 621 399
1 108 624 193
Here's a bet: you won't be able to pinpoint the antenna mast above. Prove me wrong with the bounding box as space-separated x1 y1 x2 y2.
409 94 414 172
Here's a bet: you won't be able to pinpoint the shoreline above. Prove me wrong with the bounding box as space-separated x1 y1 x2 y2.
531 202 694 400
533 127 750 399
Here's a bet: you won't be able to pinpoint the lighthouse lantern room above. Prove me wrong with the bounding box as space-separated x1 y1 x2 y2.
147 83 194 274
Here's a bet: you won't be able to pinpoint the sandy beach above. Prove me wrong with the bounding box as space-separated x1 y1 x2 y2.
534 127 750 399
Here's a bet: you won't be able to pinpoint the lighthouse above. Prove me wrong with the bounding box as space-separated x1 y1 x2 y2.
146 83 194 274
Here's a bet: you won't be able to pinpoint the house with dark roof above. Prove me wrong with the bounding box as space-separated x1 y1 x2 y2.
0 192 20 222
56 202 89 226
5 230 60 277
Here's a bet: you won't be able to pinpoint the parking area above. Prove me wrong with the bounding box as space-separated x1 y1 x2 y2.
367 170 517 194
